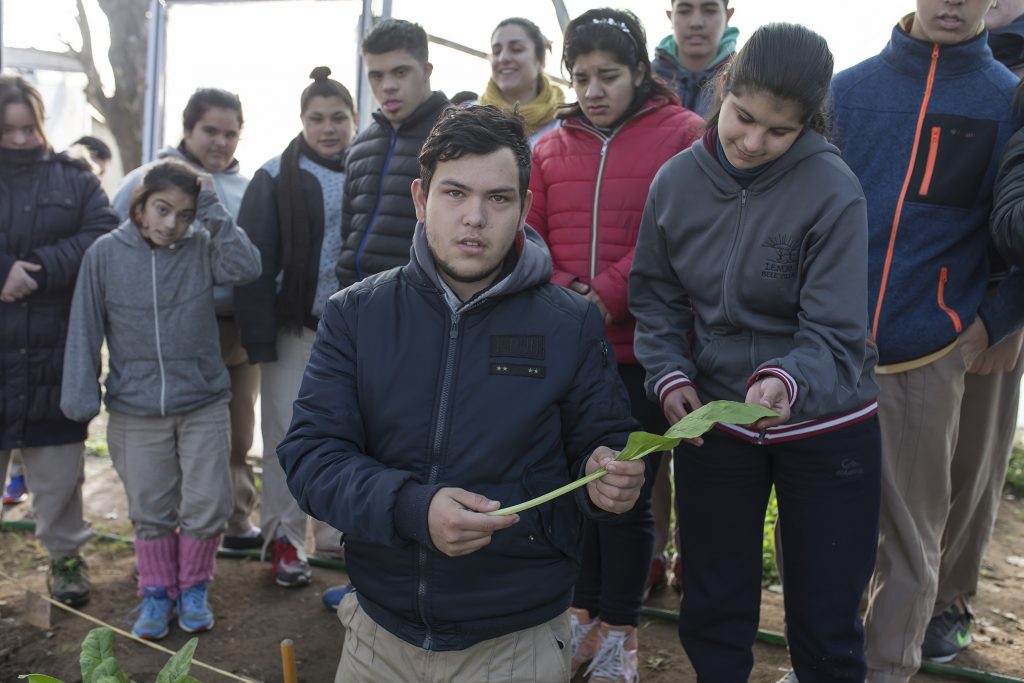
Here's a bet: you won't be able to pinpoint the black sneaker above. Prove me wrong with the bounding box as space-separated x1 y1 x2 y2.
922 605 972 663
48 554 91 607
221 527 264 550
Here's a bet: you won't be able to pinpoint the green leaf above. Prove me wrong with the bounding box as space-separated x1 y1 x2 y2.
614 431 681 461
80 628 117 683
487 400 778 516
179 677 202 683
155 637 198 683
91 659 130 683
20 675 65 683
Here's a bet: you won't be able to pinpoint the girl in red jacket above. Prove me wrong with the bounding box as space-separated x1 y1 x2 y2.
527 8 702 681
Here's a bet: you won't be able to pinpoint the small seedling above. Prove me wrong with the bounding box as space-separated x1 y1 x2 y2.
21 627 200 683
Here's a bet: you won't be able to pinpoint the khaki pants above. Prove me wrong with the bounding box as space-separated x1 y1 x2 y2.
935 338 1024 613
107 401 233 540
219 318 261 537
259 327 341 553
0 443 91 558
334 592 571 683
865 348 968 683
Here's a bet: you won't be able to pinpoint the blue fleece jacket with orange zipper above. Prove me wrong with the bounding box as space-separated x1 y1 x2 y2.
833 20 1022 366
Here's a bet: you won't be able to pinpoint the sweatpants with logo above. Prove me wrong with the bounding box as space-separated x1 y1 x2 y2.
334 591 572 683
934 337 1024 615
0 443 91 558
259 327 342 556
864 347 969 682
676 418 881 683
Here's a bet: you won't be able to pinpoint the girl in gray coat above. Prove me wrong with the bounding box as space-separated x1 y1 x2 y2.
630 23 881 682
61 159 261 640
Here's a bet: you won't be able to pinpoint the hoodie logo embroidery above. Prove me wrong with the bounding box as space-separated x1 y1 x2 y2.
760 234 799 280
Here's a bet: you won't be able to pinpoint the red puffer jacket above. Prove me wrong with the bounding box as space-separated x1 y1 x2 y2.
527 96 702 364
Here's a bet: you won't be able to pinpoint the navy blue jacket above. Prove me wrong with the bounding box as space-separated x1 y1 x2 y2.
279 226 636 651
0 148 117 449
833 22 1022 364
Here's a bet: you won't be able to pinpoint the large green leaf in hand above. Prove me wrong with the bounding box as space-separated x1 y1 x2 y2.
489 400 778 515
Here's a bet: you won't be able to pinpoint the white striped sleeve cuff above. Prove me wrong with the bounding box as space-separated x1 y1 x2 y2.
655 371 694 405
747 367 798 407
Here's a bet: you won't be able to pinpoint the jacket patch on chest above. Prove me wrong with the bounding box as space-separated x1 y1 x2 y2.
760 234 799 280
490 335 545 360
489 363 546 379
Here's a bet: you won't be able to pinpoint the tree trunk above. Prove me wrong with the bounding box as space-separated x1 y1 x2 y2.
69 0 148 171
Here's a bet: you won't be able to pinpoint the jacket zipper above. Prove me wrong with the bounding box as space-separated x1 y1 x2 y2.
590 138 612 280
720 189 748 327
937 266 963 333
564 104 657 282
416 311 462 650
150 250 167 417
872 43 940 341
354 129 399 281
919 126 941 196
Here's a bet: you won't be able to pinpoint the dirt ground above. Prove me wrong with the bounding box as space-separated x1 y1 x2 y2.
2 455 1023 683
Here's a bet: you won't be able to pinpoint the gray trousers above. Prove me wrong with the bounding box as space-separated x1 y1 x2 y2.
218 318 261 536
107 401 232 540
935 338 1024 613
865 348 968 683
0 442 91 558
259 327 342 555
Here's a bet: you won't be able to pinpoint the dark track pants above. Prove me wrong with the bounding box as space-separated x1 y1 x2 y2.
572 363 666 626
675 417 881 683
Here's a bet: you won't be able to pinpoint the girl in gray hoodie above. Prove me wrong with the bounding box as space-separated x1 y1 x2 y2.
61 159 261 640
630 23 881 682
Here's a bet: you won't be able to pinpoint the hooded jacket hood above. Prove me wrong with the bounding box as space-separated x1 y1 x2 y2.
655 26 739 72
407 223 552 309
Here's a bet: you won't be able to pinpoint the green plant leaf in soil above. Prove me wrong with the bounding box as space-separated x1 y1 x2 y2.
80 628 120 683
488 400 778 516
155 637 198 683
20 676 66 683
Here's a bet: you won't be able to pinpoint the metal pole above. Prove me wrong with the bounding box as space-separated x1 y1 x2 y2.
142 0 167 163
355 0 374 132
0 0 5 73
551 0 570 34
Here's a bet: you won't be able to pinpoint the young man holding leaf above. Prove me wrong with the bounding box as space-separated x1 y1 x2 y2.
277 105 645 682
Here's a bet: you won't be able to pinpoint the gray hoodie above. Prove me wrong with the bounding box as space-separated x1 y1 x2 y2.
61 191 262 422
111 145 250 315
630 131 879 437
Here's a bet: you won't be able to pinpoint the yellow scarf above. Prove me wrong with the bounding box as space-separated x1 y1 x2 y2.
480 74 565 137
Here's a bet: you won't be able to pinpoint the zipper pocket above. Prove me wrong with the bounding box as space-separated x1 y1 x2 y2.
919 126 941 197
937 266 963 333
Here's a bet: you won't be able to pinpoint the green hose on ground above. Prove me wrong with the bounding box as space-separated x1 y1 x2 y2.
3 520 1021 683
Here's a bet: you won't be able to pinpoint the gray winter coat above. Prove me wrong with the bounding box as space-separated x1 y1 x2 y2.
630 131 879 433
61 191 261 422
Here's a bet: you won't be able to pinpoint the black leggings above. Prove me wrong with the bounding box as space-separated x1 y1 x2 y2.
572 363 667 626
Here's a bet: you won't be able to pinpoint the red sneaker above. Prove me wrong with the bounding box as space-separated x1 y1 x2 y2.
644 552 668 601
271 538 312 587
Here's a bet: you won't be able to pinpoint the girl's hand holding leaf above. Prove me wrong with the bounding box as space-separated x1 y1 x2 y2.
662 385 704 445
585 446 645 513
744 377 791 430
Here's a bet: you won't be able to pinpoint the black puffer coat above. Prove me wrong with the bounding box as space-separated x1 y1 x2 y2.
335 91 449 288
0 148 117 448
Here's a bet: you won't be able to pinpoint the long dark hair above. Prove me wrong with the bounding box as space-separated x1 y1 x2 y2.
706 22 834 138
0 75 48 149
561 8 675 123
